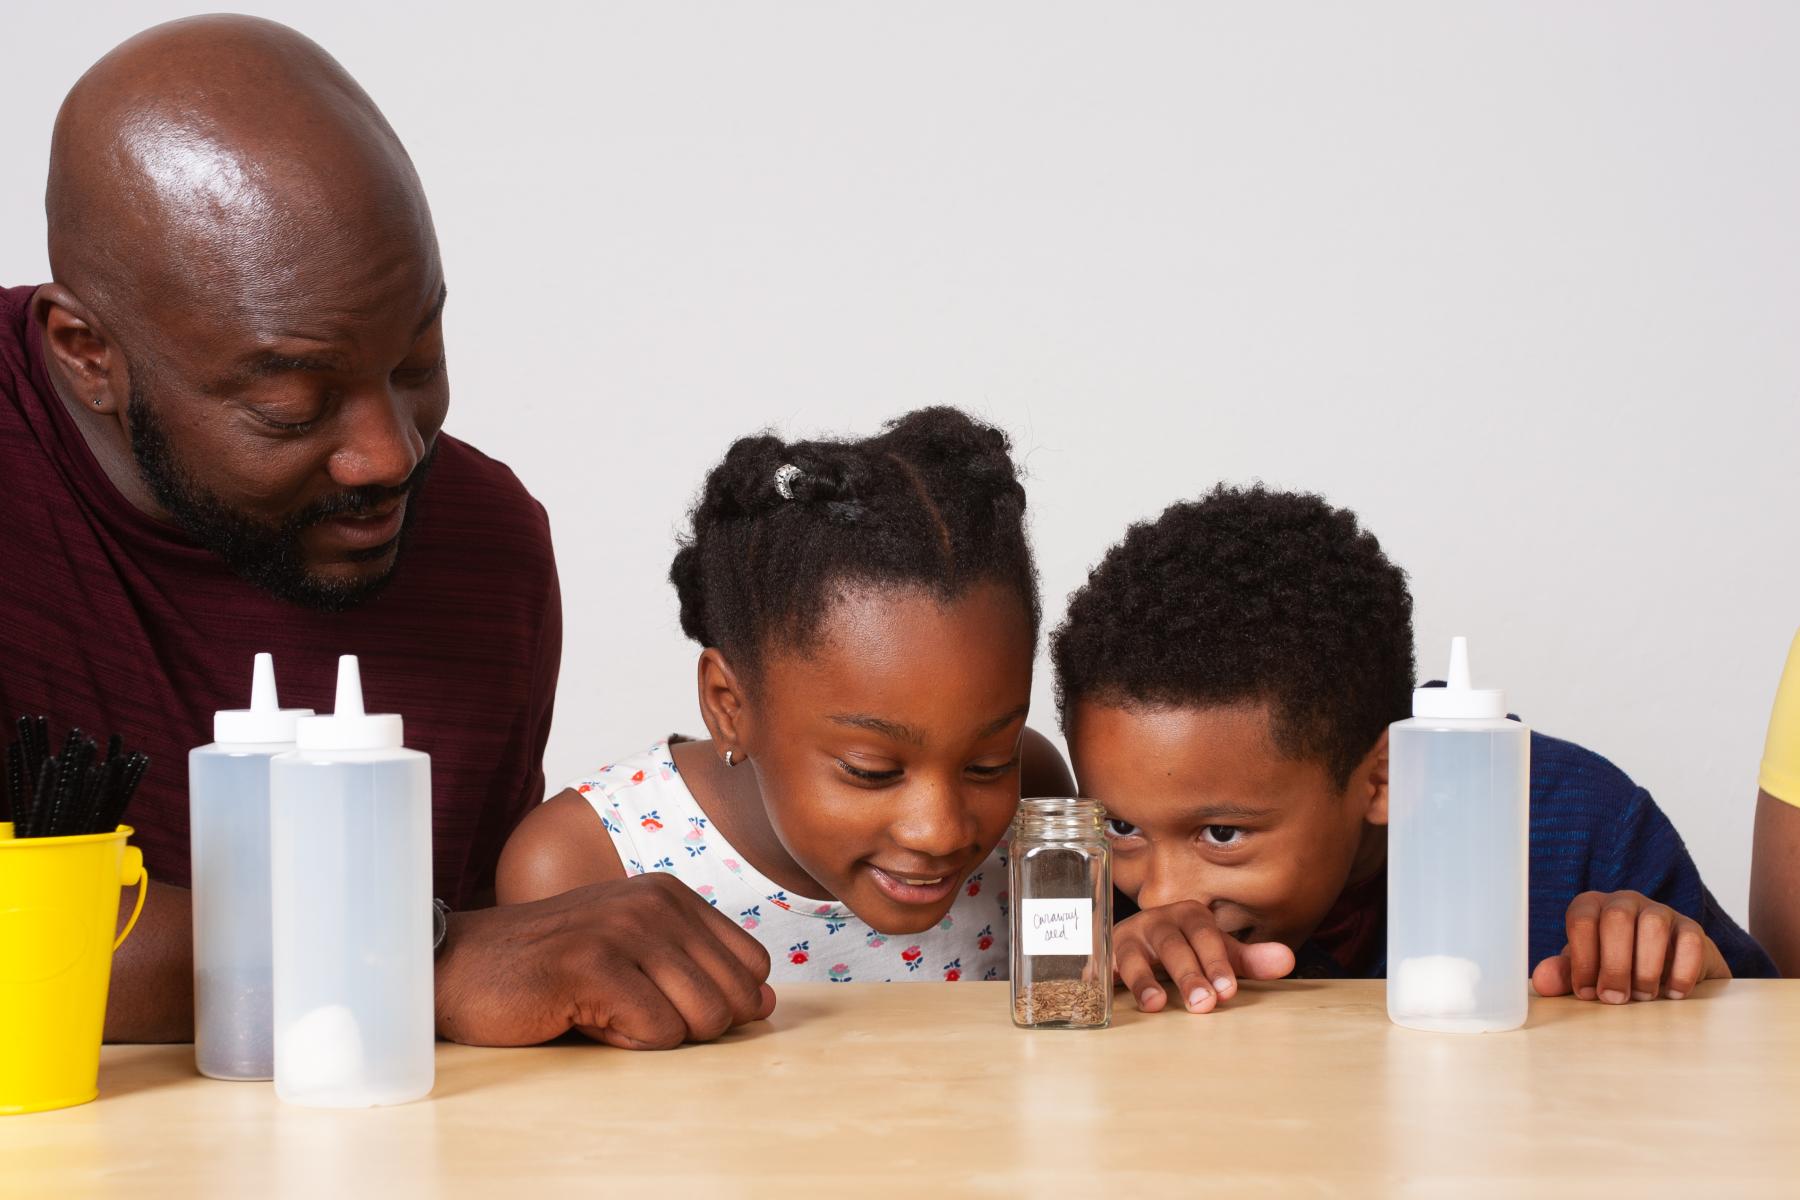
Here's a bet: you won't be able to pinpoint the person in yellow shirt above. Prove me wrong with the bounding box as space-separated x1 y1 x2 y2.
1750 628 1800 975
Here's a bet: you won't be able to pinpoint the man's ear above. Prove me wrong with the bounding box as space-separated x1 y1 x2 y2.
695 647 753 764
1359 729 1391 827
33 284 127 414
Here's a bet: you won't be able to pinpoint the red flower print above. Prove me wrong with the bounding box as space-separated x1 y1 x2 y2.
641 817 662 831
978 935 993 951
966 880 981 897
901 946 922 963
790 950 808 964
577 784 592 794
945 968 962 981
630 769 646 783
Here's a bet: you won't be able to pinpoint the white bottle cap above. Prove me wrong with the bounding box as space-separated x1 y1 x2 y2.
295 655 405 751
1411 636 1506 720
214 653 314 744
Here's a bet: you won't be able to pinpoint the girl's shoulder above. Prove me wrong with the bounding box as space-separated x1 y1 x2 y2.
562 741 703 843
562 740 731 882
566 741 684 805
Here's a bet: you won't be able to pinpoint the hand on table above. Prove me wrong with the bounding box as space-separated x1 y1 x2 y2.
1114 900 1296 1013
1531 890 1730 1003
434 873 776 1049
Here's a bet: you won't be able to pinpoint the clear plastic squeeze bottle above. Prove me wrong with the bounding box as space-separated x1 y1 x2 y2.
189 652 312 1080
270 655 434 1106
1387 637 1530 1033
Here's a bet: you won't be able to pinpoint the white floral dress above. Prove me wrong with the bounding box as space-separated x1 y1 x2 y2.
566 742 1010 982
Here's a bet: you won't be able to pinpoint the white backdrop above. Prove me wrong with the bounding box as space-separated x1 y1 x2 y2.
5 2 1796 920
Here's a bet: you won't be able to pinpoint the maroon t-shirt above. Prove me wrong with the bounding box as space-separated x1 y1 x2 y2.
0 285 561 907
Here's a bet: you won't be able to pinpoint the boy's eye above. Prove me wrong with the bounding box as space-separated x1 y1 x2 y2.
1106 818 1143 839
1202 825 1244 847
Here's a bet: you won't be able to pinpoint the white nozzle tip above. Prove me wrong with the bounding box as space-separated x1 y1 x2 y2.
213 652 311 743
250 652 278 713
1447 637 1472 690
1411 634 1505 720
334 655 366 717
295 657 402 751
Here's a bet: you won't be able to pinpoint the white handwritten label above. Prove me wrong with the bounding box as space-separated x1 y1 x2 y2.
1019 898 1094 956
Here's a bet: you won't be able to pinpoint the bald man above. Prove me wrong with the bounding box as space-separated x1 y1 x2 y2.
1 17 774 1049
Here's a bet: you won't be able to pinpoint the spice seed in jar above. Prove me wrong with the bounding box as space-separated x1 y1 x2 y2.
1015 978 1108 1026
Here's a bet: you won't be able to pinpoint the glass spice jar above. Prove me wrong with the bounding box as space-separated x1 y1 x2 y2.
1009 797 1112 1029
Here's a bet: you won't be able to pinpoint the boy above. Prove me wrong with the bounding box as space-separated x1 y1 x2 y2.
1052 485 1774 1014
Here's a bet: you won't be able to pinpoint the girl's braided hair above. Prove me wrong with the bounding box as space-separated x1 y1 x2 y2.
670 406 1039 672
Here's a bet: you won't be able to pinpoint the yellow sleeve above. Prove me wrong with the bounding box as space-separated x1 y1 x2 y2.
1761 627 1800 806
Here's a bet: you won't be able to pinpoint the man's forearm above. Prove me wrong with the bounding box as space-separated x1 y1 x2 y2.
104 877 194 1042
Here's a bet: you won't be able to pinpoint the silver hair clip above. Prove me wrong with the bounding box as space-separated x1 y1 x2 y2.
773 463 802 500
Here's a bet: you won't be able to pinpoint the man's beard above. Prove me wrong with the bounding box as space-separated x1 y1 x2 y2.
127 379 436 612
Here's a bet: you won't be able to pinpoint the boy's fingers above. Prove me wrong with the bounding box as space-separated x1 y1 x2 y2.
1631 906 1673 1001
1151 925 1216 1013
1531 950 1574 997
1564 892 1603 1000
1595 894 1642 1004
1114 939 1167 1012
1664 922 1708 999
1174 911 1239 1000
1231 939 1296 981
1703 935 1731 983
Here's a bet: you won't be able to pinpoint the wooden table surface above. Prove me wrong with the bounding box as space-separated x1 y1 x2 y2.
6 980 1797 1197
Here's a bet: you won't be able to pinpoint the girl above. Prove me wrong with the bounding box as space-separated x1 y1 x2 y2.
498 407 1070 989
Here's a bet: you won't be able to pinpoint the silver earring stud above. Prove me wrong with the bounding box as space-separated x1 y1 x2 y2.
724 749 735 767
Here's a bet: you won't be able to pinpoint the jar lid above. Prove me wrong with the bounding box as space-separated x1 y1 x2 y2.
1012 796 1108 840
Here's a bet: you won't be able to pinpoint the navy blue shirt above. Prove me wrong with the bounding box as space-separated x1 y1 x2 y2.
1287 730 1775 979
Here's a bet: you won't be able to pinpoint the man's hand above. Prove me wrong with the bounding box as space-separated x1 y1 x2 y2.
1531 890 1730 1003
1113 900 1295 1013
435 874 776 1048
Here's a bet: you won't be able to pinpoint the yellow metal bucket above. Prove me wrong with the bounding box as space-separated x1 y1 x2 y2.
0 822 148 1114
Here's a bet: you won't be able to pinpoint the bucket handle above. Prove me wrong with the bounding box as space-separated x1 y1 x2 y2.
115 846 148 950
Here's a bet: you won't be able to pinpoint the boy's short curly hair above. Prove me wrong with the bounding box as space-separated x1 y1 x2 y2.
1051 484 1415 788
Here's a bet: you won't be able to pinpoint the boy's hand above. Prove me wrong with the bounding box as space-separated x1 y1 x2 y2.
1531 890 1731 1003
435 873 777 1049
1114 900 1296 1013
